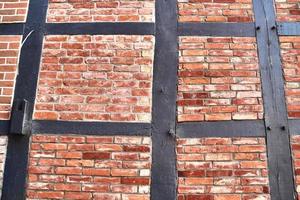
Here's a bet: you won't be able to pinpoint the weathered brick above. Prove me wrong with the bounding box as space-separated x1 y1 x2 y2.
279 37 300 119
178 0 254 22
47 0 154 23
27 135 151 199
0 36 22 119
0 0 29 23
177 137 270 199
178 36 263 122
34 35 154 122
275 0 300 22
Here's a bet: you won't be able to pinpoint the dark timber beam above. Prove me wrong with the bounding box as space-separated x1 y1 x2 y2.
177 120 265 138
277 22 300 36
178 22 256 36
32 120 151 136
0 121 9 135
45 22 155 35
150 0 178 199
1 0 48 199
0 24 24 35
253 0 297 199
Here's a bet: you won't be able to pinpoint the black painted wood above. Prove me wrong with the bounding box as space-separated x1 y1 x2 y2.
253 0 297 199
0 121 9 135
45 22 155 35
178 22 256 36
150 0 178 199
1 0 48 199
177 120 265 138
277 22 300 36
0 24 24 35
32 120 151 136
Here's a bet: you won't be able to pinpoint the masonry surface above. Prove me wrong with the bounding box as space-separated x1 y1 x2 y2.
34 35 154 122
279 36 300 118
178 36 263 122
275 0 300 22
0 0 28 23
177 137 270 200
0 35 21 120
47 0 155 22
178 0 254 22
27 135 151 200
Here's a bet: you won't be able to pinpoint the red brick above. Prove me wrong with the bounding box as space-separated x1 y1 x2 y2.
178 36 263 122
0 1 29 23
34 35 154 122
82 152 111 160
121 177 150 185
176 137 270 199
123 145 150 152
28 135 151 199
178 170 205 177
47 0 154 23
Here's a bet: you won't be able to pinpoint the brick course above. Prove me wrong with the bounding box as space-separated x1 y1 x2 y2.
178 36 263 122
47 0 155 23
0 35 22 120
34 35 154 122
0 0 28 23
27 135 151 200
279 36 300 118
177 137 270 200
275 0 300 22
178 0 254 22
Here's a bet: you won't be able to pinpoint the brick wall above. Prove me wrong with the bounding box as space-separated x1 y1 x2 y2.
0 0 29 23
0 136 7 198
0 35 22 120
177 137 270 200
178 0 254 22
279 36 300 118
27 135 151 200
275 0 300 22
34 35 154 122
178 36 263 122
290 136 300 197
47 0 155 23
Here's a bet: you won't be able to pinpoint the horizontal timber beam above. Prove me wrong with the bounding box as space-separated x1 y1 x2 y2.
32 120 151 136
45 22 155 35
277 22 300 36
178 22 256 37
176 120 266 138
0 23 24 35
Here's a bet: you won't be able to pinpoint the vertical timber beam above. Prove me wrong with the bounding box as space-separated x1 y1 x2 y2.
150 0 178 199
1 0 48 199
253 0 297 199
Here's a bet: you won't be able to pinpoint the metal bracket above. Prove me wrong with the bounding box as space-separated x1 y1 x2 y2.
9 99 32 135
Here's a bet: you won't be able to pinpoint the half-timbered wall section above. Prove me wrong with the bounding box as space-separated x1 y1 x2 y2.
1 0 300 199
